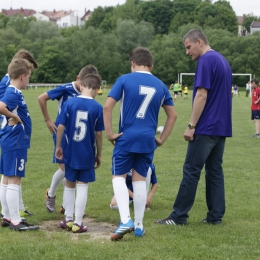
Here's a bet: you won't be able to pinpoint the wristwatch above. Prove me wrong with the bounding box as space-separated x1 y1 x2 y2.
188 123 196 130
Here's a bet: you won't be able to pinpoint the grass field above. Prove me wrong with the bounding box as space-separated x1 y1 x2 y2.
0 88 259 260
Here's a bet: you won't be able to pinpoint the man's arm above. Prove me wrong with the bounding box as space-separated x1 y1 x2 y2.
95 131 102 169
184 87 208 141
155 105 177 146
38 92 57 134
103 97 123 144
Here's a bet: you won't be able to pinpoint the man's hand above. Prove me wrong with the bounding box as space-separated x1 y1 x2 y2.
184 128 195 141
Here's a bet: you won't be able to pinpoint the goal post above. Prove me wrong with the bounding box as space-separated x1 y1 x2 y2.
179 73 252 96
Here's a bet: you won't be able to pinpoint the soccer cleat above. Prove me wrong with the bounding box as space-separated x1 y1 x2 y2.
1 218 11 227
45 188 56 212
0 213 3 219
59 219 73 231
72 223 88 233
252 134 260 138
59 205 65 215
155 218 187 226
200 218 222 225
134 228 146 237
111 219 134 241
20 208 33 217
10 220 39 231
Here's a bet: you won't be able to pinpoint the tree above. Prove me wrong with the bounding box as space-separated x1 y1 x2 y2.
0 13 10 29
242 13 260 33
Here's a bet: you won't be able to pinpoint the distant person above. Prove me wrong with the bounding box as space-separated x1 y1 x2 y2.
173 81 179 101
246 81 250 97
234 84 238 96
251 78 260 138
184 85 188 99
155 29 232 226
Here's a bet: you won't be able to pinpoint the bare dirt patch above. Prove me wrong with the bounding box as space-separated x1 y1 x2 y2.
40 217 117 240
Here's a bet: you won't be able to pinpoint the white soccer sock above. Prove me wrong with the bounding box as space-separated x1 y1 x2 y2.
0 183 10 219
19 183 25 211
63 186 75 221
133 181 147 230
6 184 21 225
74 183 88 226
112 177 131 224
48 168 65 197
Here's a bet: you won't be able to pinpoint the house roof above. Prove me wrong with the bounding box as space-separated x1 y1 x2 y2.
251 21 260 28
81 10 92 21
41 10 73 21
237 16 244 25
1 8 36 17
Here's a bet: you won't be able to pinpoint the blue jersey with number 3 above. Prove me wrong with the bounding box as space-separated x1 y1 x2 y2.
109 71 173 153
59 96 104 169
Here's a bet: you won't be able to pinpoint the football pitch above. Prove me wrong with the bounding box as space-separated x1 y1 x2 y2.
0 88 259 259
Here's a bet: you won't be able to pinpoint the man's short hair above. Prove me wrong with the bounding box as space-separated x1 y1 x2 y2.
78 65 98 81
8 58 33 80
80 74 102 90
183 29 209 45
13 49 38 69
251 78 259 85
130 47 153 68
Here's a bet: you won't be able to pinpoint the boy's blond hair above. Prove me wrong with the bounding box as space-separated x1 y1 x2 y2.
8 58 33 80
80 74 102 90
78 65 98 81
13 49 38 69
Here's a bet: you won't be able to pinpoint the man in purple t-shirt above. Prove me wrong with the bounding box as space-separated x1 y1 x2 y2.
156 29 232 226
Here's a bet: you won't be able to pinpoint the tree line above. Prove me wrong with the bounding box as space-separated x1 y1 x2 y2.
0 0 260 87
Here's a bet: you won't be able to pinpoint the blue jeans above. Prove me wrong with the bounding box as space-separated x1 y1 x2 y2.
169 135 226 223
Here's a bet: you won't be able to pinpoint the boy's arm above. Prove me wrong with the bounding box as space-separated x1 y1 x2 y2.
155 105 177 146
95 131 102 169
55 124 65 160
146 183 158 206
0 101 22 124
103 97 123 144
128 189 133 199
38 92 57 134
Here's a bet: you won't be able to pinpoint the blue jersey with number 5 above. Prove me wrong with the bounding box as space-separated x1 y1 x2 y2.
109 71 173 153
59 96 104 169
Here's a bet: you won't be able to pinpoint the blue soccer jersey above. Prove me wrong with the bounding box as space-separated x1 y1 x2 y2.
0 74 10 99
109 71 173 153
193 51 232 137
0 86 31 152
59 96 104 169
47 82 81 126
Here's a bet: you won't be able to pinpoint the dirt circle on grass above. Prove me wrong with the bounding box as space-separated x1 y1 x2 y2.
40 217 117 240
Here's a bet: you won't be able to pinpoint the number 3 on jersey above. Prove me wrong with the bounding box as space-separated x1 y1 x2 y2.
136 86 156 119
73 111 88 142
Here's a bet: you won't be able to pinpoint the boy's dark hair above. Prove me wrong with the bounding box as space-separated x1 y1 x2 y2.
13 49 38 69
183 29 209 45
81 74 102 90
78 65 98 81
130 47 153 68
251 78 259 85
8 58 33 80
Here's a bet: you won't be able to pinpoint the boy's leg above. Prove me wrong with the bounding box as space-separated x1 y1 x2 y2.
0 176 10 220
46 165 65 212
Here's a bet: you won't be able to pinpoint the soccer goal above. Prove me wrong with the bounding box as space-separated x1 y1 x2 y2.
179 73 252 96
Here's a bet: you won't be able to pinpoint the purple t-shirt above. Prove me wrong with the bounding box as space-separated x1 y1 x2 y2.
193 51 232 137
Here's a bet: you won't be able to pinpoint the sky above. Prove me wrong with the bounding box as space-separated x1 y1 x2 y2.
0 0 259 17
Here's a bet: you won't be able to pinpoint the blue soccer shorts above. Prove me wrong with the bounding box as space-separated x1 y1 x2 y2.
252 110 260 120
111 148 154 178
65 164 95 183
0 149 27 177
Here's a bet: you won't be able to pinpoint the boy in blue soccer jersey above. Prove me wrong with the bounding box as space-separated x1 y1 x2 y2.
103 47 177 240
55 74 104 233
110 164 158 210
0 58 39 231
38 65 98 213
0 49 38 218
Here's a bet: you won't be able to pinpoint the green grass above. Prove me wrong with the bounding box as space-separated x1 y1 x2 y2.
0 88 259 260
